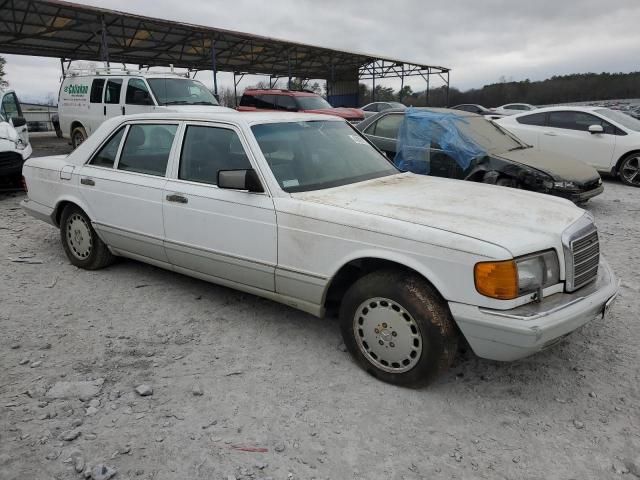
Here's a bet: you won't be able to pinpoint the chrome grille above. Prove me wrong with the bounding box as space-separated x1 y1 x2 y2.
567 228 599 291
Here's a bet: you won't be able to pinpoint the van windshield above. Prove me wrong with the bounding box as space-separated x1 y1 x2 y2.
147 78 219 106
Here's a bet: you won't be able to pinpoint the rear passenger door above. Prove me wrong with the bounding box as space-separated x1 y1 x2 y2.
104 78 124 119
87 78 106 133
78 121 179 262
162 122 277 291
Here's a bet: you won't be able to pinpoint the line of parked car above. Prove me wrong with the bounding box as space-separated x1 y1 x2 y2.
12 67 626 387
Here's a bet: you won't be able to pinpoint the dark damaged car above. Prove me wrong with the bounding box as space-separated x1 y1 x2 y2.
356 108 603 203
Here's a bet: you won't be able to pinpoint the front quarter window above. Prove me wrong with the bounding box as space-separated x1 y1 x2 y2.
251 120 397 192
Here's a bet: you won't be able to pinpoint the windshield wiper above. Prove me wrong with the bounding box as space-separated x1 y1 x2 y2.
190 101 216 105
508 145 530 151
162 101 189 105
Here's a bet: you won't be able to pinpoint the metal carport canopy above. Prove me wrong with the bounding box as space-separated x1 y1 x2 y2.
0 0 449 83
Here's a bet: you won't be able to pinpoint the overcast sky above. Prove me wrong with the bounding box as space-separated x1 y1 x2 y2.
4 0 640 102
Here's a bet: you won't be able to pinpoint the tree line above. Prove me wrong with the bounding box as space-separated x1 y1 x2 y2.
359 71 640 108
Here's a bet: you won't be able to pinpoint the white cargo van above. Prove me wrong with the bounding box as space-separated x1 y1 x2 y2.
0 88 32 183
58 68 234 147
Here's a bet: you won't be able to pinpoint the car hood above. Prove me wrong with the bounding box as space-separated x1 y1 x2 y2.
293 173 585 257
496 148 600 183
303 107 364 120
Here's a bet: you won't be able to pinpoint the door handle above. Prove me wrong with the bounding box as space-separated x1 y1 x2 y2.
166 193 188 204
80 177 95 186
122 106 125 115
543 131 558 137
103 105 106 116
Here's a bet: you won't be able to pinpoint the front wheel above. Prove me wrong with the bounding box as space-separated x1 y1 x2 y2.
60 205 115 269
71 126 87 149
339 269 458 387
619 153 640 187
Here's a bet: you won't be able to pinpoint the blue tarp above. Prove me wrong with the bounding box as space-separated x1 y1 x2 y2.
394 108 487 175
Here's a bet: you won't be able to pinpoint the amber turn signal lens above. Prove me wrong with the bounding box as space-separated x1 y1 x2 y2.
474 260 518 300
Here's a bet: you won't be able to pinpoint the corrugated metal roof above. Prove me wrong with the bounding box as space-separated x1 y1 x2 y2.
0 0 449 80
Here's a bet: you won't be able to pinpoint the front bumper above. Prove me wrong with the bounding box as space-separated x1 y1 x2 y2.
552 184 604 203
0 143 32 177
449 258 619 361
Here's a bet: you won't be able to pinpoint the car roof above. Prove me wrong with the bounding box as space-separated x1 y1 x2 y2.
113 111 344 126
509 105 606 115
242 89 318 97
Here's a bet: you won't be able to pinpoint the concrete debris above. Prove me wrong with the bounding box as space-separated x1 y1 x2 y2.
46 379 104 400
91 464 117 480
135 384 153 397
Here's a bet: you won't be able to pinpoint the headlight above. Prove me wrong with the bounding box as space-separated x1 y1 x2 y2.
553 181 577 189
474 250 560 300
15 139 26 150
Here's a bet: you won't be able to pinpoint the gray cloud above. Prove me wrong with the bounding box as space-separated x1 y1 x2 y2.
4 0 640 101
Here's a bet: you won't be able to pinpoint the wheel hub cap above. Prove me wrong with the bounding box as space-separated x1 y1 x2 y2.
622 156 640 185
353 297 423 374
67 213 92 259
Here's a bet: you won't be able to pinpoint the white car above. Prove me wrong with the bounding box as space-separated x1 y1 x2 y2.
21 112 619 386
496 106 640 187
492 103 537 115
58 68 233 148
0 88 32 183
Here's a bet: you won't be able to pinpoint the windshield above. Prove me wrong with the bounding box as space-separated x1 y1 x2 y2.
147 78 219 106
296 96 333 110
595 108 640 132
388 102 406 109
252 121 397 193
454 115 525 152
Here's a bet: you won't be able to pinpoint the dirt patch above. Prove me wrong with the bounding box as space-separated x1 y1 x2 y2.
1 179 639 480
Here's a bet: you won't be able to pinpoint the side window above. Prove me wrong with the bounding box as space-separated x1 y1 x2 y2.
277 95 297 111
89 127 126 168
363 104 375 112
371 114 403 139
378 103 391 112
179 126 251 185
255 95 276 109
517 112 547 126
117 124 177 176
105 79 123 104
549 111 604 132
126 78 154 105
90 79 105 103
1 93 22 119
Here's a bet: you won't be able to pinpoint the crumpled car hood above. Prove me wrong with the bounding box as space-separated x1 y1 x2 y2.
293 172 585 257
496 148 600 183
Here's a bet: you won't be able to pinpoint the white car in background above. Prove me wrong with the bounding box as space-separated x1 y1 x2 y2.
496 106 640 187
20 111 618 387
360 101 406 118
0 88 32 184
492 103 537 115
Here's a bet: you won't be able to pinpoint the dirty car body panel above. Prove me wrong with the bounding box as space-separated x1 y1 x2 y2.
21 111 618 375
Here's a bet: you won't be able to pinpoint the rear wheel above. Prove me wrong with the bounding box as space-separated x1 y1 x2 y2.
60 205 114 269
339 269 458 387
619 153 640 187
71 126 87 149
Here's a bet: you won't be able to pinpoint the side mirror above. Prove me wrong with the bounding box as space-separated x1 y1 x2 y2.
588 124 604 134
10 116 27 128
218 169 264 193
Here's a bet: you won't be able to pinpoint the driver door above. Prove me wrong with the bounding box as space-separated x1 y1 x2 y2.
1 91 28 145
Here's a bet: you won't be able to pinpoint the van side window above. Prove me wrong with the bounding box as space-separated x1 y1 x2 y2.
90 79 105 103
117 124 178 176
89 127 126 168
105 79 123 104
179 126 251 185
126 79 154 105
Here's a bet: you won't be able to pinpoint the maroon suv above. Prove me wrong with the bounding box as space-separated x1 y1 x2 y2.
238 89 364 123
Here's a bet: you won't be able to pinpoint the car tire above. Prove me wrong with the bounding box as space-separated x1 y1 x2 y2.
618 153 640 187
71 126 87 149
339 269 458 387
60 205 114 270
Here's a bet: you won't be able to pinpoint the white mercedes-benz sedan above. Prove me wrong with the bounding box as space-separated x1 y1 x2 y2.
496 106 640 187
21 112 619 386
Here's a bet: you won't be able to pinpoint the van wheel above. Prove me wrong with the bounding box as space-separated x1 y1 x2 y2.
619 153 640 187
339 269 458 387
60 205 114 270
71 126 87 149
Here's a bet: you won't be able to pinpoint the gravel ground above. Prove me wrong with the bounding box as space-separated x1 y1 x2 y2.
1 137 639 479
